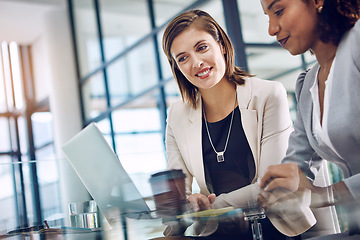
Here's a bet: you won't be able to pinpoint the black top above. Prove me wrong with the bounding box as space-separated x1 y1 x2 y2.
201 106 291 239
202 106 255 196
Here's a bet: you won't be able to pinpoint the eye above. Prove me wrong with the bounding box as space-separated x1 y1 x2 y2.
197 44 208 52
274 8 284 16
178 55 187 63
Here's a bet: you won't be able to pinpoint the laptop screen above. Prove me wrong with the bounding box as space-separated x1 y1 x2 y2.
61 123 152 222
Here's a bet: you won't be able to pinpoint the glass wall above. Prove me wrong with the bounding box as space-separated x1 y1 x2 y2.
0 156 17 235
69 0 311 201
0 0 343 237
69 0 229 201
99 0 152 60
0 42 58 233
72 0 102 79
67 0 342 237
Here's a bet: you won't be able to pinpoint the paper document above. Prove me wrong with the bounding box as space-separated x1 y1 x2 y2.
176 206 237 219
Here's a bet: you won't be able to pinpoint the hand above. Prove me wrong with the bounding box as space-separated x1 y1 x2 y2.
259 163 302 193
310 181 356 208
258 187 295 209
258 163 317 208
187 193 216 212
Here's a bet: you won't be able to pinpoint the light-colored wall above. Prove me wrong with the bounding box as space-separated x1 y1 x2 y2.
41 7 91 222
31 36 51 103
19 2 92 223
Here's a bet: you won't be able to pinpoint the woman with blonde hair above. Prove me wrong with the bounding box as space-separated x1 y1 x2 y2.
160 9 311 239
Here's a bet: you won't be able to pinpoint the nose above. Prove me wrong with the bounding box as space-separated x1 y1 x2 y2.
268 18 280 36
192 54 203 69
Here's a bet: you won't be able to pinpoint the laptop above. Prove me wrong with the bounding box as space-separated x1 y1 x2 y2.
61 122 153 222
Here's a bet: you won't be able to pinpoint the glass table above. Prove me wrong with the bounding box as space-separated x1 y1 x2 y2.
0 159 166 240
1 159 359 240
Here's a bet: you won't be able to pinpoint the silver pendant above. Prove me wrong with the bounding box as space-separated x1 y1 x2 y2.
217 152 225 162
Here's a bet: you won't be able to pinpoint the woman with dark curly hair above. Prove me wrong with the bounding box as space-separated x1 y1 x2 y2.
259 0 360 238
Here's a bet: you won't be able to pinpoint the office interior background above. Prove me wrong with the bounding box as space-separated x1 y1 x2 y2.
0 0 345 237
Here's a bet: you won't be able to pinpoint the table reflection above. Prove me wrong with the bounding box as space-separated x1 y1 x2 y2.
1 159 359 240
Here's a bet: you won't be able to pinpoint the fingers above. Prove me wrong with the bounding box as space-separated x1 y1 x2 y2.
187 193 213 212
257 193 268 209
257 163 300 207
263 177 298 193
208 193 216 204
259 163 298 187
259 163 300 192
257 163 320 211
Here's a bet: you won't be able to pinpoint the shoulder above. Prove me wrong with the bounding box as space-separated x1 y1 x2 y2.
246 76 284 88
349 20 360 66
236 77 287 109
167 98 193 123
295 69 309 96
337 19 360 60
245 76 287 97
168 99 189 115
294 64 318 100
354 19 360 34
345 19 360 44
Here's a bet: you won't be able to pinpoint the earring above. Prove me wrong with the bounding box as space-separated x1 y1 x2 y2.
317 6 323 13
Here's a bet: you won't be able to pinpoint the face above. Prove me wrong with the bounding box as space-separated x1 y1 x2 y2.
261 0 321 55
170 27 226 90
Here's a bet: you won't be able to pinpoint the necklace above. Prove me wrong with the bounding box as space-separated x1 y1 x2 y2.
202 91 237 163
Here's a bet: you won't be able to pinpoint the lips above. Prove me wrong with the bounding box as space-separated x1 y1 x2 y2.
278 36 289 48
195 67 212 79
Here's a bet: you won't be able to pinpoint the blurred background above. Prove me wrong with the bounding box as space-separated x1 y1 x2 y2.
0 0 344 238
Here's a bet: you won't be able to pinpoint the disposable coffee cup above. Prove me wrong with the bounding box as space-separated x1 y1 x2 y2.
149 169 186 217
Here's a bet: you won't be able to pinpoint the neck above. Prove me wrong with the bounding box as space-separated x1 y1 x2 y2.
312 42 337 71
311 41 337 85
201 79 237 122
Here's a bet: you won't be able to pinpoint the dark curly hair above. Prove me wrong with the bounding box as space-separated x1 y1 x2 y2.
303 0 360 45
162 10 251 109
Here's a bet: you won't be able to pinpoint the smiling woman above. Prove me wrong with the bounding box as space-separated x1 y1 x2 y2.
262 0 321 55
259 0 360 239
155 9 311 240
170 27 227 93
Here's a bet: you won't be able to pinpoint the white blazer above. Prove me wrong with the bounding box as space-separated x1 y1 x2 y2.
165 77 315 236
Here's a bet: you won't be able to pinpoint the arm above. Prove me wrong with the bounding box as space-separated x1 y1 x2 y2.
259 106 319 192
282 70 322 179
260 70 322 192
257 70 356 212
162 105 193 236
164 104 218 236
331 19 360 203
165 116 193 198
